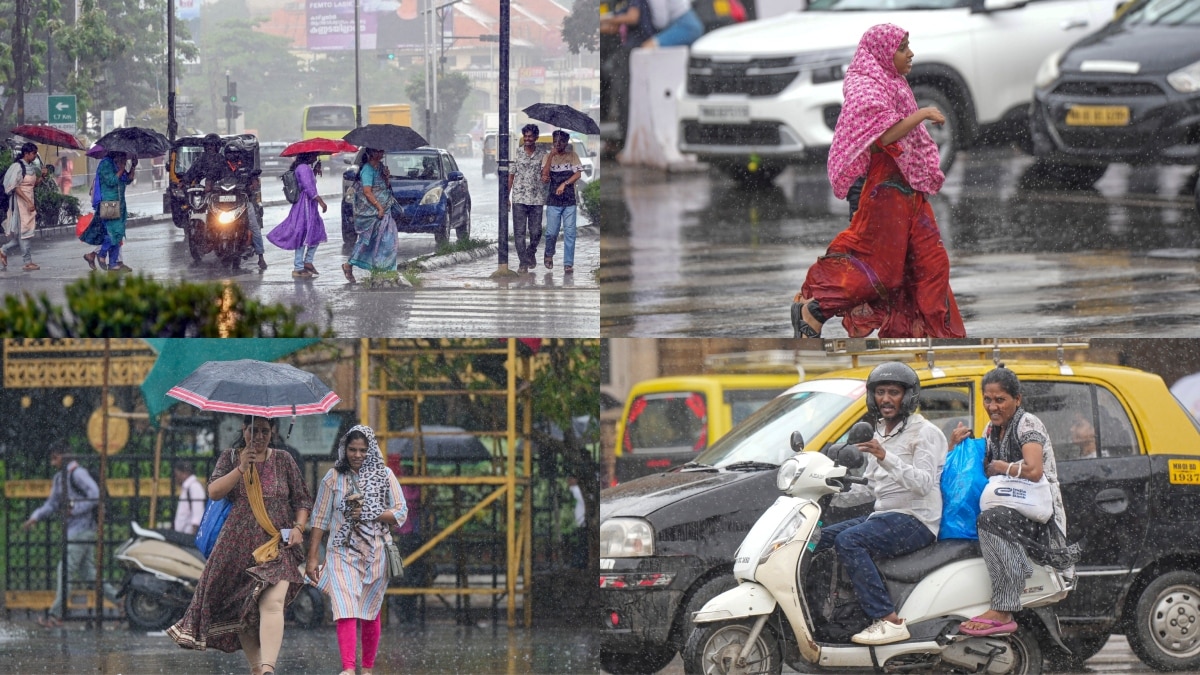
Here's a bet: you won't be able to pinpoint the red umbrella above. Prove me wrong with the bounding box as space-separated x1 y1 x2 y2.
11 124 85 150
280 137 357 157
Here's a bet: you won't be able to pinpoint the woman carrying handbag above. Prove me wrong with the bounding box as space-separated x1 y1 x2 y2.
306 425 408 675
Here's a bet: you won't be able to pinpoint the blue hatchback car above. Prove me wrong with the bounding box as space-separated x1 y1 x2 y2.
341 147 472 245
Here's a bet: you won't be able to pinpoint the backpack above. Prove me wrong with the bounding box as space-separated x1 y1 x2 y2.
0 160 27 225
280 168 299 204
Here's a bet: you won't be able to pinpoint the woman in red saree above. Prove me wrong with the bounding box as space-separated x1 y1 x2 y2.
792 24 965 338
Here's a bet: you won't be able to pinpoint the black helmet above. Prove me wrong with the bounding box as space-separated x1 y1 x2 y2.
202 133 221 148
865 361 921 418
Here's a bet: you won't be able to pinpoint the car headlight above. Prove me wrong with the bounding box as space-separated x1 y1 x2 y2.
792 49 854 85
1035 49 1064 89
1168 59 1200 93
759 507 805 565
600 518 655 557
420 186 443 206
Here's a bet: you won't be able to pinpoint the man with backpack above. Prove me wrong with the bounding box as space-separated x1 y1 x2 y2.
2 142 42 271
22 448 116 627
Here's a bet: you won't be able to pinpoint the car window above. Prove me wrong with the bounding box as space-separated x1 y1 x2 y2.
387 153 441 179
725 389 791 426
445 153 459 172
920 384 973 441
1020 381 1140 461
624 392 707 455
1122 0 1200 26
693 383 861 467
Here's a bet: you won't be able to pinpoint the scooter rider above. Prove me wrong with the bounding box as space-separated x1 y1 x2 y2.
185 134 267 270
219 141 267 270
814 361 947 646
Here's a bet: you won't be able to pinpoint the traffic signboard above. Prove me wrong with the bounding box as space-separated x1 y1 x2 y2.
48 95 77 132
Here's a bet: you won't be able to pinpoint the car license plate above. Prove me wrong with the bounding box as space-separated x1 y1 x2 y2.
219 195 237 202
1065 105 1129 126
600 558 615 570
1169 459 1200 485
698 104 750 124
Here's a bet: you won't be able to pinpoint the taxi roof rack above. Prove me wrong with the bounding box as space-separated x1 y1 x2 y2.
823 338 1091 374
703 349 836 379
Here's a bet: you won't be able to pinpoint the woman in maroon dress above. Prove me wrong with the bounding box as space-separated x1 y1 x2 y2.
167 416 313 675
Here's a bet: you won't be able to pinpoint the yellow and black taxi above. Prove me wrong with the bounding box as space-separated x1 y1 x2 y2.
1028 0 1200 188
600 343 1200 673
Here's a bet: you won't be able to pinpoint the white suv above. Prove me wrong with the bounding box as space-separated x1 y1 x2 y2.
676 0 1116 182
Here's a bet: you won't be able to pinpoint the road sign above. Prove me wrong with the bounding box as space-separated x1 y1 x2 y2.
48 95 77 132
176 100 195 117
23 93 48 123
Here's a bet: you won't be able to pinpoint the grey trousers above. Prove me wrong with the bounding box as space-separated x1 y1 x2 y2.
512 203 543 268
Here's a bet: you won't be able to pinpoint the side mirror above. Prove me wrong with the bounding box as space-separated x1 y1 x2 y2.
847 421 875 444
448 170 464 181
789 431 805 453
343 169 358 182
342 157 353 165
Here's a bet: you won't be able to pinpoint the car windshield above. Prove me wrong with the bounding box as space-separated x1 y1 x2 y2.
807 0 967 10
691 380 862 468
1121 0 1200 26
386 152 441 180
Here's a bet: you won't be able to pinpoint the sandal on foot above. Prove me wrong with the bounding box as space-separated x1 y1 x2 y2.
342 263 356 283
0 249 6 269
544 257 553 269
564 265 573 274
23 262 40 271
958 616 1017 637
84 252 97 270
791 301 821 338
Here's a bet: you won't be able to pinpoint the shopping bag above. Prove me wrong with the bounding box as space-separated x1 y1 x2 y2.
939 436 988 540
195 497 231 558
980 471 1054 524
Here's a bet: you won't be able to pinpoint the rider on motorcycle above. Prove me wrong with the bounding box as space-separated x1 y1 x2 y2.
814 361 948 646
184 134 268 270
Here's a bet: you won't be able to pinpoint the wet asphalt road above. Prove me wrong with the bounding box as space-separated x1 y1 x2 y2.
0 614 598 674
2 157 600 337
601 148 1200 337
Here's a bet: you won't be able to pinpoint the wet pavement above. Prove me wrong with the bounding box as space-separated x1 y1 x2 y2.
0 613 598 674
601 147 1200 337
1 158 599 337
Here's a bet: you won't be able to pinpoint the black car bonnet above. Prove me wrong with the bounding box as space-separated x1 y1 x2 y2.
1062 25 1200 76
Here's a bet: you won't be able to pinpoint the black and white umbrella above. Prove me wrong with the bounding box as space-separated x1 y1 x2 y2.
166 360 340 418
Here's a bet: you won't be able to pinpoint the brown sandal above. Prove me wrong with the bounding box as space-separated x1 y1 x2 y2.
36 616 62 628
342 262 356 283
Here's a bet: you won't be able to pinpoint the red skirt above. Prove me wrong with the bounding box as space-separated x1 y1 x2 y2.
803 150 965 338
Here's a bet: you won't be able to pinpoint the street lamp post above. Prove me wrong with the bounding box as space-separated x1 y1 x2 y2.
167 0 177 141
492 0 512 276
354 0 362 127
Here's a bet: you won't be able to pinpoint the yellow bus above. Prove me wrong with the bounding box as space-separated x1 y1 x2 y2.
300 104 357 140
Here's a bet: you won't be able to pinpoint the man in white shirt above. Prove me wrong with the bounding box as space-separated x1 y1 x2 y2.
817 361 947 646
173 461 206 535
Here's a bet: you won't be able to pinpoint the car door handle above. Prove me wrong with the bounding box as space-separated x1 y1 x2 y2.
1061 18 1089 30
1094 488 1128 514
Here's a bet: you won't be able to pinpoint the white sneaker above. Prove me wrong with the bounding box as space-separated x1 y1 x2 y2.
851 618 910 645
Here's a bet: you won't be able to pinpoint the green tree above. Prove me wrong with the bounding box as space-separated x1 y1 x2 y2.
562 0 600 55
405 70 474 147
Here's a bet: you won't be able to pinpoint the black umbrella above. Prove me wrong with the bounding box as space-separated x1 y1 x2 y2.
93 126 170 159
166 360 340 418
343 124 428 152
522 103 600 136
386 426 491 463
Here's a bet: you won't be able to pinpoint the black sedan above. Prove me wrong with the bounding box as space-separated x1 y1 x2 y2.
340 147 471 246
1029 0 1200 188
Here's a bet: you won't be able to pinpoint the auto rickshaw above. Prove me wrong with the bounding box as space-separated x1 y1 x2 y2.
166 135 206 228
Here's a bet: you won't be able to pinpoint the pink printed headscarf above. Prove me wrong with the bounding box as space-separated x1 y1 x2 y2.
827 24 945 199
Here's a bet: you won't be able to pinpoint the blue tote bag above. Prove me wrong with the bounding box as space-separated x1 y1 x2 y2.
939 436 988 540
195 497 231 557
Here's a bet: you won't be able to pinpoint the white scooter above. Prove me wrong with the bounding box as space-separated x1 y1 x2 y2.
684 423 1073 675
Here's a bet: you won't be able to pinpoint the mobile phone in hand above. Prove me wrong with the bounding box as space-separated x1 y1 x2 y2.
280 528 291 544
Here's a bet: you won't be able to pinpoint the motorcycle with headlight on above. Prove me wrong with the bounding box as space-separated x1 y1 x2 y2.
683 421 1073 675
183 177 256 268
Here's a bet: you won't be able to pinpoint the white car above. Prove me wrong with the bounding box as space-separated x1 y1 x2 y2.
676 0 1117 182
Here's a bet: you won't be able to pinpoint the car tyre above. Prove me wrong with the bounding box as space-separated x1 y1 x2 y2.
434 211 450 248
599 645 678 675
455 203 471 241
1126 570 1200 671
341 201 356 245
1044 635 1109 670
911 84 960 176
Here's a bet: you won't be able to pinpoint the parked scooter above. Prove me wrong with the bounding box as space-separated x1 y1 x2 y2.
683 423 1072 675
114 522 326 631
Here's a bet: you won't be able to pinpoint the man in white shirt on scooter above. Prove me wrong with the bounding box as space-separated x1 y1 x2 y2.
815 361 947 646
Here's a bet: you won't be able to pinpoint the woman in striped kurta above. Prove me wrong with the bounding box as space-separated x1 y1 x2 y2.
306 425 407 675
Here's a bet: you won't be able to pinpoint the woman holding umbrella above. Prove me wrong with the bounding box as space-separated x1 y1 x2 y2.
343 147 397 283
267 151 328 278
306 425 407 675
94 150 136 272
167 415 313 675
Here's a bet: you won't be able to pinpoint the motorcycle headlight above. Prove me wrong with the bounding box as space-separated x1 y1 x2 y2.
1168 59 1200 93
759 508 805 565
1035 49 1064 90
420 186 443 206
600 518 655 557
218 210 236 224
776 457 801 491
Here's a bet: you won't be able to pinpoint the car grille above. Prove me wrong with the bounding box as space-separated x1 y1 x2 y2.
681 121 781 146
687 57 800 97
1052 81 1165 97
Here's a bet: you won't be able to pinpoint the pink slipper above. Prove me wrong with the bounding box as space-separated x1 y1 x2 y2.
959 616 1017 637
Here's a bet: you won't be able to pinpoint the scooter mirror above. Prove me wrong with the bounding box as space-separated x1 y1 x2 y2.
789 430 805 453
826 443 866 470
847 421 875 444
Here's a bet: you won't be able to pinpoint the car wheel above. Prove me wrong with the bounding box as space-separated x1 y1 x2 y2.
911 84 960 176
1044 635 1109 670
1126 570 1200 670
341 201 357 244
1025 159 1108 190
455 203 471 241
599 645 677 675
434 211 450 247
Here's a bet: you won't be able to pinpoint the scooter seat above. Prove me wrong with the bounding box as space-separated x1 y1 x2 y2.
158 528 198 550
876 539 980 584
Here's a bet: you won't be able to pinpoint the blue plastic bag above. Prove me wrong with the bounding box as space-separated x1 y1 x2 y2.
939 437 988 540
195 497 231 558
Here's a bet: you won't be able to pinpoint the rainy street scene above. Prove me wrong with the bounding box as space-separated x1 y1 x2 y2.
0 338 600 674
599 338 1200 675
0 0 601 337
600 0 1200 338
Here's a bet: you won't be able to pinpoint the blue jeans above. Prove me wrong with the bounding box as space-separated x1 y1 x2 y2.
544 205 577 267
294 244 318 271
655 9 704 47
815 512 934 620
248 205 264 255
